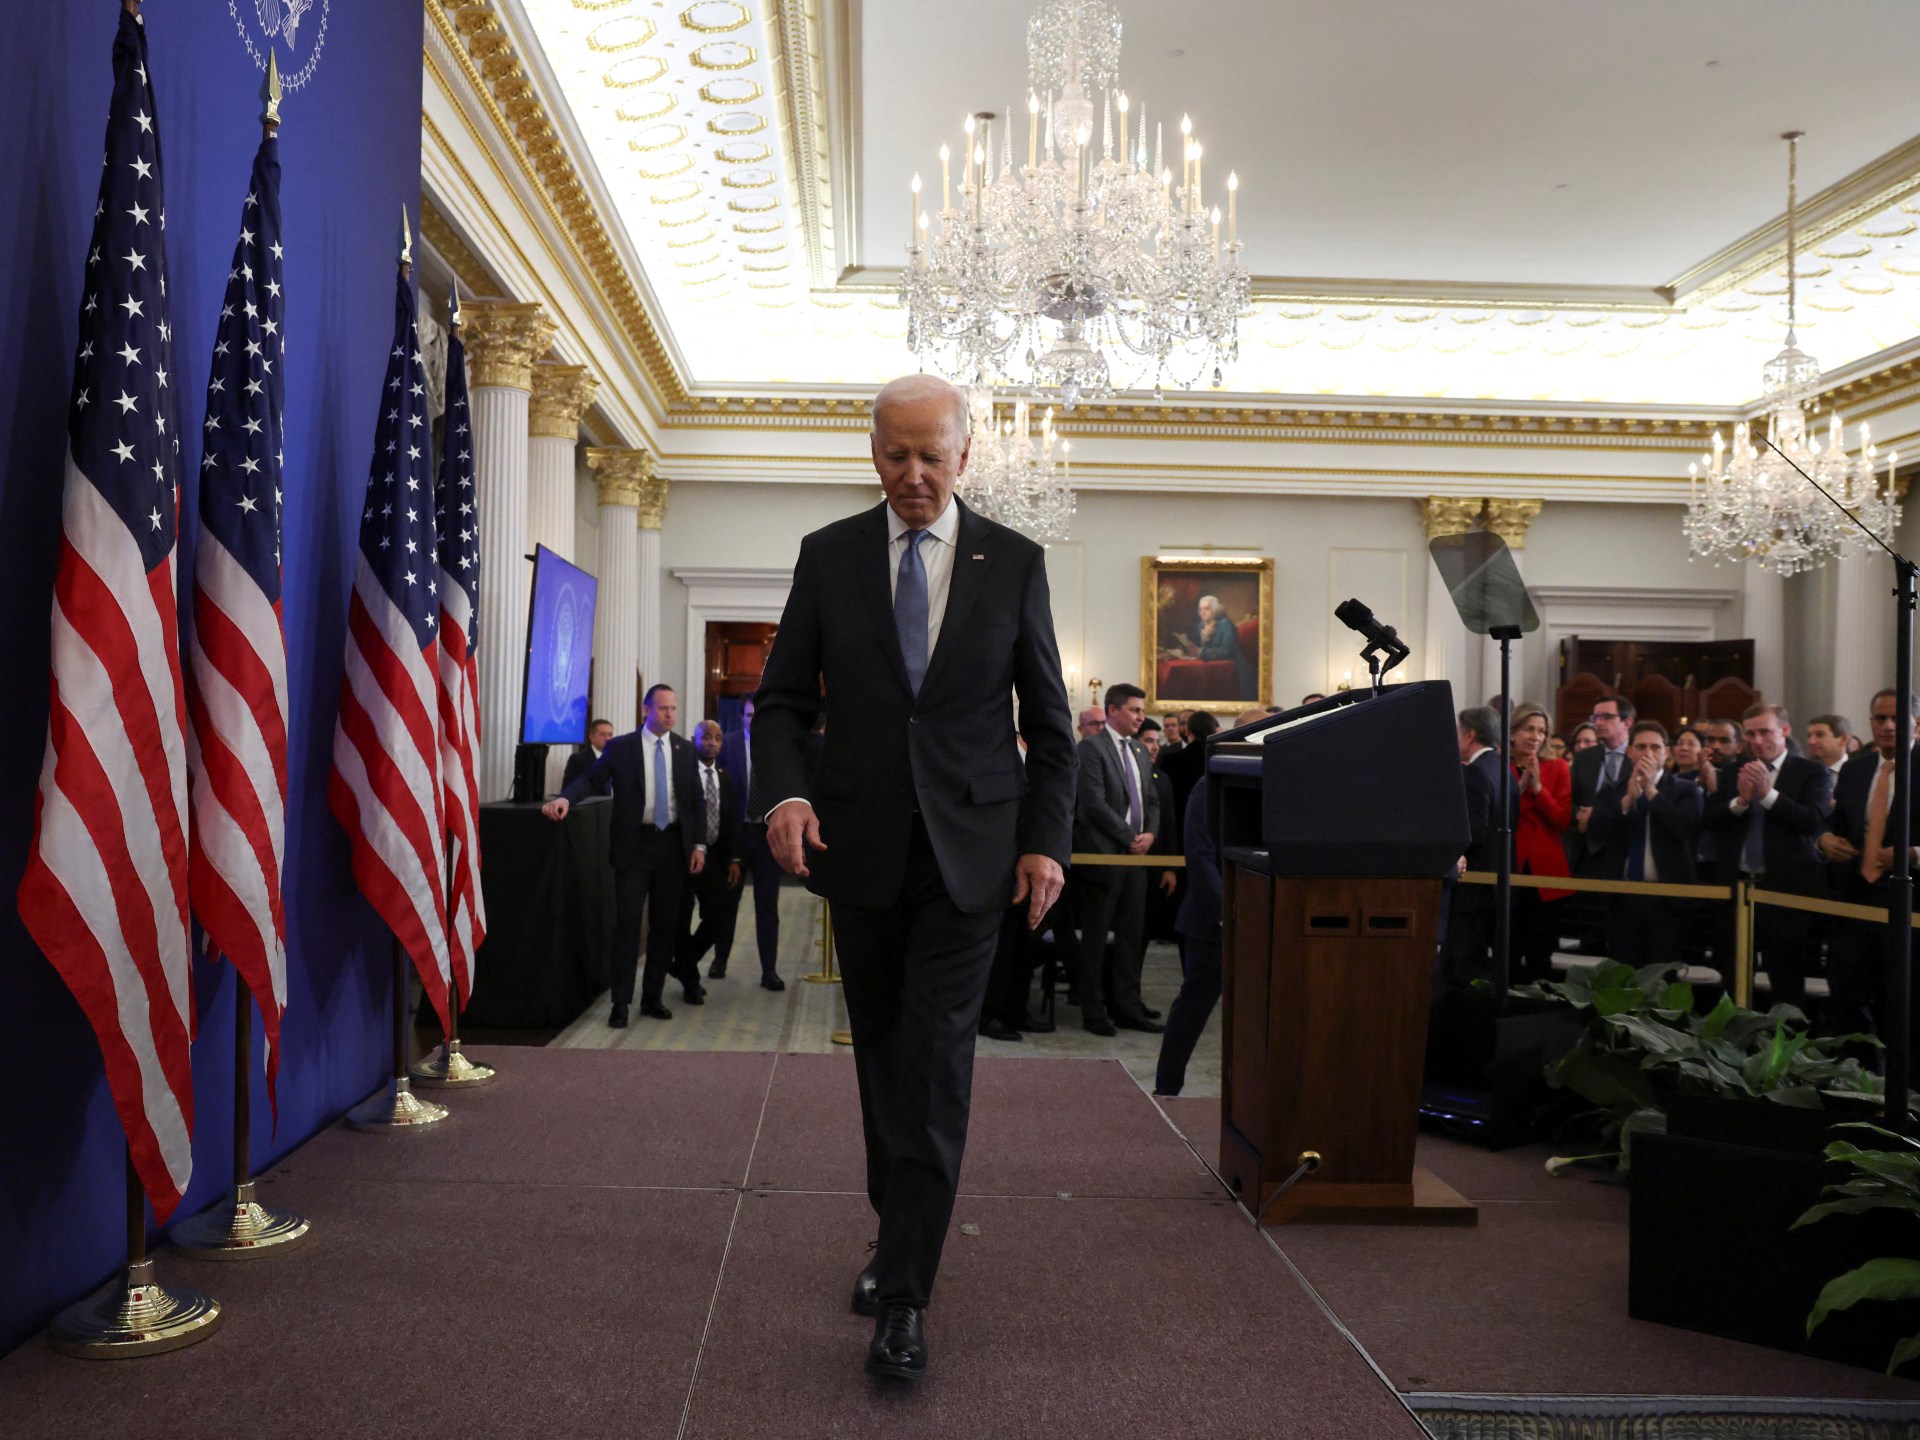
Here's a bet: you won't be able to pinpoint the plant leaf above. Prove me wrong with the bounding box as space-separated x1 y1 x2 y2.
1808 1258 1920 1336
1658 981 1696 1013
1794 1194 1920 1228
1700 994 1739 1043
1888 1331 1920 1376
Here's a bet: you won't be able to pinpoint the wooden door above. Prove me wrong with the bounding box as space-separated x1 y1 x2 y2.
703 621 777 730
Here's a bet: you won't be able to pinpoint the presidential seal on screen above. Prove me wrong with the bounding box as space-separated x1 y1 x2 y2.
231 0 330 92
550 583 580 726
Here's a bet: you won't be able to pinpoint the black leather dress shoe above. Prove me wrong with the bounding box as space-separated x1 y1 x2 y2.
1011 1011 1055 1034
864 1303 927 1382
851 1264 880 1317
1141 1006 1164 1020
1115 1013 1165 1034
1083 1014 1117 1038
707 964 728 979
682 986 706 1005
609 1002 629 1028
639 1000 673 1021
978 1016 1024 1042
761 975 786 992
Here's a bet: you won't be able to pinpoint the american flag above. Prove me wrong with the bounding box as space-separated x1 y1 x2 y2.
434 294 486 1005
16 9 194 1221
327 246 454 1034
186 130 289 1113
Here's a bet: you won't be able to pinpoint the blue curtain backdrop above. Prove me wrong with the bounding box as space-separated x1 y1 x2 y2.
0 2 425 1353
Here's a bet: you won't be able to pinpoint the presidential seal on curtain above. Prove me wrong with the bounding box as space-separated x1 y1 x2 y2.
1143 555 1273 713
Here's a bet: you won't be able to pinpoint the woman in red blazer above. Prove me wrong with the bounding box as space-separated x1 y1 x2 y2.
1510 702 1573 982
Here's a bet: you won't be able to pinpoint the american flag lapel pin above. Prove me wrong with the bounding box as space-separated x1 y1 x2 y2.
972 553 985 560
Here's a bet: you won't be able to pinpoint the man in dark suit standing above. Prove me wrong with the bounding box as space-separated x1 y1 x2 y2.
1138 717 1181 944
544 685 710 1024
561 717 614 795
1820 689 1919 1037
753 374 1075 1382
1441 705 1509 987
1705 703 1834 1009
703 700 787 990
678 719 743 983
1072 682 1164 1037
1569 693 1633 869
1590 721 1704 967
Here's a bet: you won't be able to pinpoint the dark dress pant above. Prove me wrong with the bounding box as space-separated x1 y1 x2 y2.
1606 895 1684 970
610 824 686 1008
677 854 736 974
1073 863 1147 1023
830 816 1001 1309
692 823 784 977
1154 935 1222 1096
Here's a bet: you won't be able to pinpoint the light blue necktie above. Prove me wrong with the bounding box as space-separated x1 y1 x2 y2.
1122 739 1144 834
895 529 929 695
652 734 669 830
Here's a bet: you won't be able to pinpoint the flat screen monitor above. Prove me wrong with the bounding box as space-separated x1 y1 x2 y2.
520 545 598 745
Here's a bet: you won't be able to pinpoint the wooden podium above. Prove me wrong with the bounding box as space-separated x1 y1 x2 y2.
1209 684 1478 1227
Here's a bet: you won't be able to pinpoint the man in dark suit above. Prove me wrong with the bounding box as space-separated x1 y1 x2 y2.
1072 682 1164 1037
1138 718 1182 944
705 700 787 990
1590 721 1704 967
1569 693 1633 871
1160 708 1219 824
678 719 744 982
1705 703 1834 1009
560 717 614 795
753 374 1075 1382
1820 689 1919 1038
544 685 711 1024
1441 705 1510 988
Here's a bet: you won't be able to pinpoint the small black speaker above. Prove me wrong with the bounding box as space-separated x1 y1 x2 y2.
511 742 549 804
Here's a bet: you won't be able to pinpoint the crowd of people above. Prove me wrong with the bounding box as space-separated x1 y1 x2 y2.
1442 688 1919 1050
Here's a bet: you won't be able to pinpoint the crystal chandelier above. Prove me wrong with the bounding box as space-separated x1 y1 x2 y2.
900 0 1250 408
1685 133 1901 576
958 386 1075 542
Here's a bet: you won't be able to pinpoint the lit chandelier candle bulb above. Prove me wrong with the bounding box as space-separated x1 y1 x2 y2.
1194 142 1203 215
1180 114 1192 207
1227 170 1238 245
1116 92 1128 172
910 173 921 242
1212 205 1221 263
940 144 951 213
964 115 976 191
1028 92 1039 170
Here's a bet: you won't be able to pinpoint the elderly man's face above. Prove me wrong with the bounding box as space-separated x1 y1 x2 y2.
1197 598 1218 623
1078 709 1103 738
872 390 969 529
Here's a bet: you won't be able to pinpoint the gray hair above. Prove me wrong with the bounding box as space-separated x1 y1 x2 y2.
872 374 968 436
1197 594 1223 617
1458 706 1501 750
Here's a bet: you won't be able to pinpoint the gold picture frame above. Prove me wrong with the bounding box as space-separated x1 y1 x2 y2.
1141 555 1274 714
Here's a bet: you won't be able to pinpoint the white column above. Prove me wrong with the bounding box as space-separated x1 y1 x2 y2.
635 470 670 697
1833 549 1894 721
1483 499 1543 708
527 363 597 562
1420 498 1482 707
462 299 556 800
1743 561 1786 705
586 447 649 730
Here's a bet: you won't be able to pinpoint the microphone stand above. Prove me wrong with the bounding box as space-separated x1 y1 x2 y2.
1761 437 1914 1131
1490 624 1522 1003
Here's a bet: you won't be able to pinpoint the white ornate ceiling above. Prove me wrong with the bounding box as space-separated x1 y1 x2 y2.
512 0 1920 406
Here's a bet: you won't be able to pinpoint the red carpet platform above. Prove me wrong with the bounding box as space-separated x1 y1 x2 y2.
0 1050 1421 1440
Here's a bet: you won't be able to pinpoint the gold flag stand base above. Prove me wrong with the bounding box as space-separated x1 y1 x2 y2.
411 1039 495 1088
47 1259 222 1359
170 1181 311 1260
831 1029 853 1046
347 1077 448 1130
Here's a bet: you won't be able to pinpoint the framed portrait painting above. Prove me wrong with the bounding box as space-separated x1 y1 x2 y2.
1142 556 1274 714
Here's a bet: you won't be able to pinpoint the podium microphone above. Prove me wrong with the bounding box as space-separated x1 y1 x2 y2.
1335 597 1411 692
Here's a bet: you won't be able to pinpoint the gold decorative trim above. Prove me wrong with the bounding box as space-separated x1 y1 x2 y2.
635 473 671 530
1421 496 1484 540
1141 555 1276 714
689 41 756 70
699 77 762 104
586 445 655 507
1483 497 1544 548
529 363 600 438
765 0 833 286
460 299 556 391
721 169 775 188
430 1 690 408
708 112 768 136
680 1 750 34
586 16 655 52
419 199 499 298
603 55 670 87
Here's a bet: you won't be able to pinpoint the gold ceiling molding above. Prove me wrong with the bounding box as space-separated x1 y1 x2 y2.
528 363 600 438
699 77 762 104
765 0 834 288
586 16 655 52
1421 497 1484 540
419 198 500 298
1484 498 1544 547
680 1 750 33
586 445 656 507
432 0 689 407
461 299 558 391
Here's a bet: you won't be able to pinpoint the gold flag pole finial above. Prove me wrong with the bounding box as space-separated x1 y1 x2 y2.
398 206 413 273
449 285 464 331
260 48 283 136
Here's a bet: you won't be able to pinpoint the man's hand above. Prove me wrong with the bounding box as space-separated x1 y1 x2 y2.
1128 832 1155 855
689 849 706 876
1698 762 1718 796
767 800 826 877
727 861 742 890
542 797 570 821
1819 833 1859 863
1738 761 1769 803
1158 869 1177 896
1575 804 1593 833
1011 853 1065 930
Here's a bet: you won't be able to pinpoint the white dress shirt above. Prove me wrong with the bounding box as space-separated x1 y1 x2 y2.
886 498 959 658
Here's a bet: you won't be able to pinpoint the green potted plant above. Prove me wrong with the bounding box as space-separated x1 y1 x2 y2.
1797 1123 1920 1376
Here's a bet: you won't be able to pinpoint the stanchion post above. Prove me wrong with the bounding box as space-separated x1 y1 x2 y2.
1732 880 1754 1011
347 944 449 1130
1887 557 1916 1130
803 896 842 984
171 974 311 1258
47 1150 223 1356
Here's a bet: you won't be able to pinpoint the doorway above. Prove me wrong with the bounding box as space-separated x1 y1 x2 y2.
704 621 777 733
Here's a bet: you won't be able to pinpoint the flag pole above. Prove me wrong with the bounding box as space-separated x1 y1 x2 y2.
172 47 312 1258
48 1148 222 1357
347 209 449 1131
413 826 496 1086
